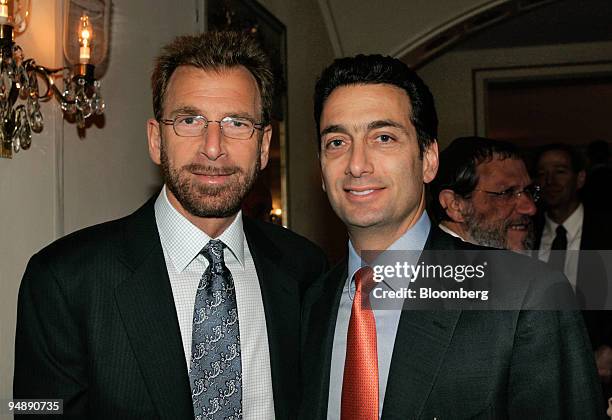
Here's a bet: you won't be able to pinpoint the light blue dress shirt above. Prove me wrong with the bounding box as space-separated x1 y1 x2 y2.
327 211 431 419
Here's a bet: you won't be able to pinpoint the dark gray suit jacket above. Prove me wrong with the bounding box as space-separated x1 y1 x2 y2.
14 196 328 419
300 226 603 419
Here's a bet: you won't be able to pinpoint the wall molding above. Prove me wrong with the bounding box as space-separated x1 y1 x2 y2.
392 0 557 68
316 0 344 57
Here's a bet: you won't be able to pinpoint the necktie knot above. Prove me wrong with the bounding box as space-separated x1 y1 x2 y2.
201 240 226 274
555 224 567 236
551 224 568 251
354 266 376 295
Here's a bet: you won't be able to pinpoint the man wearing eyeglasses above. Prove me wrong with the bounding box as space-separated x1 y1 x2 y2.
14 31 327 418
430 136 538 252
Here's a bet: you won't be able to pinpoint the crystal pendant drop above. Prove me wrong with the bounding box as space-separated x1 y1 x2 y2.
0 72 6 101
16 107 31 151
17 66 28 99
19 122 32 150
0 69 12 99
76 79 92 119
92 81 105 115
63 79 77 115
27 97 43 133
75 111 85 129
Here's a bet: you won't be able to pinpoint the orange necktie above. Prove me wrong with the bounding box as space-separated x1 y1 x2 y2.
341 266 379 420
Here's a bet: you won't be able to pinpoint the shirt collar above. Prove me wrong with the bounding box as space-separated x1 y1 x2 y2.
347 210 431 282
154 186 245 272
438 223 466 241
544 203 584 241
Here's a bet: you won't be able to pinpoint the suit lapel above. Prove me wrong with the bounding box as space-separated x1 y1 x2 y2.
301 261 347 418
114 199 193 419
243 218 300 419
579 207 599 250
381 310 461 418
576 209 609 308
382 227 462 419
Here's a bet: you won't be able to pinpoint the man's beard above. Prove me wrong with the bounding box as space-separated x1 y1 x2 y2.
160 139 261 218
462 204 535 250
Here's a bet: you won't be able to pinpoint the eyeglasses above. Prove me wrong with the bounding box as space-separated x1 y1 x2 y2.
472 184 540 203
159 115 264 140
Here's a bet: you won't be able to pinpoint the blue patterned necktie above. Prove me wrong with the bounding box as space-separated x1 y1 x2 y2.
189 239 242 419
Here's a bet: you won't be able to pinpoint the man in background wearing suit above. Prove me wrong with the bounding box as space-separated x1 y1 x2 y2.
300 54 602 419
535 143 612 402
429 136 538 252
14 31 327 418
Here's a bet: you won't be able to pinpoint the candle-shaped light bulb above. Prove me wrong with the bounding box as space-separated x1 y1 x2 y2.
78 13 92 64
0 0 9 25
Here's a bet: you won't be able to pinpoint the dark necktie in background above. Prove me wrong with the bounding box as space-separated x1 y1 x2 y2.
189 239 242 419
341 266 379 420
548 224 567 273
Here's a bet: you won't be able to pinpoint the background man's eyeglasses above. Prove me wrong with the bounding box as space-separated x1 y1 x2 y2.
472 184 541 203
159 115 264 140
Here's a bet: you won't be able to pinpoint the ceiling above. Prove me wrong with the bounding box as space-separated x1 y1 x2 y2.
456 0 612 51
317 0 612 60
317 0 505 57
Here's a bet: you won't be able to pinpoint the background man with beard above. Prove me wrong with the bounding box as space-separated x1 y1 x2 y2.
300 55 602 419
429 136 538 252
14 31 327 418
535 143 612 404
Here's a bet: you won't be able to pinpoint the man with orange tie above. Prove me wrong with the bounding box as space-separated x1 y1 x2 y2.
299 54 603 419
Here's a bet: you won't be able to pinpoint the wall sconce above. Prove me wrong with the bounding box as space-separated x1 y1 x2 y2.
1 0 110 159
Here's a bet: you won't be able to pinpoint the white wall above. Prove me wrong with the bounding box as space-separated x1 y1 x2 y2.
0 0 201 403
0 0 62 403
418 40 612 149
